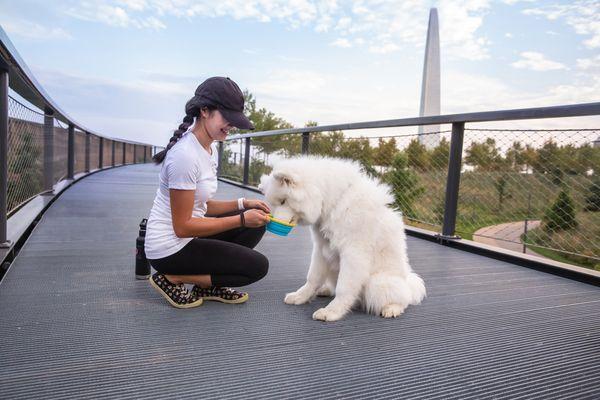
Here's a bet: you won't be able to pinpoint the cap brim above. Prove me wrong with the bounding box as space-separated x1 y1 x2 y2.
220 108 255 130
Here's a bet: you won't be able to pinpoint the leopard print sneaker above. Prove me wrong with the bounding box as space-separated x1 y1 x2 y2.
149 273 203 309
191 285 249 304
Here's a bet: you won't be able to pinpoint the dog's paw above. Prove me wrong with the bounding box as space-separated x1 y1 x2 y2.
312 307 344 322
284 291 310 305
381 304 406 318
316 285 334 297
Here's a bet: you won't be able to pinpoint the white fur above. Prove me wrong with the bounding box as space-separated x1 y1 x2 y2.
259 156 426 322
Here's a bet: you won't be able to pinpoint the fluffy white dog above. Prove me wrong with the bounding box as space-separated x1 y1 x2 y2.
259 156 426 322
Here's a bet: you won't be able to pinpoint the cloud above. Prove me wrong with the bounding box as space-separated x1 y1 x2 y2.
505 32 513 38
0 18 72 40
60 0 493 60
523 0 600 49
511 51 568 71
576 55 600 71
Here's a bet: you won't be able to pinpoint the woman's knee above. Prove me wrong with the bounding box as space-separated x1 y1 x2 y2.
252 252 269 280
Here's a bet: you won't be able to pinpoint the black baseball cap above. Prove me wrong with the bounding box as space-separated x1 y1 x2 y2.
185 77 254 130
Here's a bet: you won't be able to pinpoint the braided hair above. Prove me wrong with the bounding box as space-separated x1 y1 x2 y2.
152 105 216 164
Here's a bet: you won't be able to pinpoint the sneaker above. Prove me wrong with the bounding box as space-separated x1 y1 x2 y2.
149 273 203 309
191 285 249 304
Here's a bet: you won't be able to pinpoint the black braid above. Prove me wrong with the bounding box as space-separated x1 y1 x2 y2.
152 114 195 164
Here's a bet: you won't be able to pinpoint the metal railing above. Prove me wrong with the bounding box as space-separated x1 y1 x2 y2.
0 26 156 249
219 103 600 271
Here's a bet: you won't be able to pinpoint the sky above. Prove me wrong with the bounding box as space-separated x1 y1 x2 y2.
0 0 599 146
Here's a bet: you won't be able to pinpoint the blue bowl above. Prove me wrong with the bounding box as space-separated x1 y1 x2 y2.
266 216 296 236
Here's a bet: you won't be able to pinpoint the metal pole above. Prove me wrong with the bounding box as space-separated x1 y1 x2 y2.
133 144 137 164
98 137 104 169
143 146 147 163
67 124 74 179
85 132 90 173
440 122 465 239
122 142 126 165
301 132 310 154
111 141 115 166
217 141 223 176
243 137 250 185
0 67 10 247
43 108 54 192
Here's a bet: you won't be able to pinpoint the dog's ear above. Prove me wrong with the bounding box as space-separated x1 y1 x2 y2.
273 171 297 187
258 174 270 193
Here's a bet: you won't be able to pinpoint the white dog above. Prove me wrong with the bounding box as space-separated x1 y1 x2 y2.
259 156 426 322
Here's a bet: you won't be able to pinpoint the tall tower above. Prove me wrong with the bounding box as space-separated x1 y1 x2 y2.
418 8 441 149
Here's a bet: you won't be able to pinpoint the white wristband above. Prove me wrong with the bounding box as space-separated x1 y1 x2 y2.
237 197 245 211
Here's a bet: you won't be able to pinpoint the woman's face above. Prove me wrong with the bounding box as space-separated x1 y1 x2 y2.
202 109 232 141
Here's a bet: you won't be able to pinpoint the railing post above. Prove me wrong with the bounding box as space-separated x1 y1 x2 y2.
143 146 147 163
111 141 115 166
99 137 104 169
440 122 465 239
243 137 251 185
302 132 310 154
0 64 10 247
85 132 90 173
122 142 126 165
43 108 54 192
67 124 74 179
217 141 223 176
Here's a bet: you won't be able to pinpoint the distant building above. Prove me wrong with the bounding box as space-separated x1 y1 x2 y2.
418 8 441 150
593 136 600 148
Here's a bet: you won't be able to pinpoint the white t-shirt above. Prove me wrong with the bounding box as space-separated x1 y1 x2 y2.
144 131 219 259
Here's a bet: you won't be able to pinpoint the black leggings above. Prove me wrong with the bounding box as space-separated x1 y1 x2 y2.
148 211 268 287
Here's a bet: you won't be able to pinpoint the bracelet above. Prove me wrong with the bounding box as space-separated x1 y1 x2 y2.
240 212 246 227
237 197 245 210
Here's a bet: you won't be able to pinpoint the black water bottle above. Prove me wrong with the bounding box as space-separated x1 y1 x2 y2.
135 218 151 279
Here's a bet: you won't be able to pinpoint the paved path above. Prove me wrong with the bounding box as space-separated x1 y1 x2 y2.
474 220 545 257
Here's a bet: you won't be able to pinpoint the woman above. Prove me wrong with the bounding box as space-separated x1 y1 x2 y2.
145 76 271 309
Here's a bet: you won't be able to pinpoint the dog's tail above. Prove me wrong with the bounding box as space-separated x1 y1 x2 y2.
364 272 426 315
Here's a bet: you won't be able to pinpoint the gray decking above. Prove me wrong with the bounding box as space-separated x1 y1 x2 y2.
0 164 598 399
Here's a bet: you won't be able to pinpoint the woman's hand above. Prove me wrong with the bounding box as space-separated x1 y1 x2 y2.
243 209 270 228
243 199 271 214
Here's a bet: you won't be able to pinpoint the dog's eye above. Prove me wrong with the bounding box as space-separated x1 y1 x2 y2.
280 199 286 205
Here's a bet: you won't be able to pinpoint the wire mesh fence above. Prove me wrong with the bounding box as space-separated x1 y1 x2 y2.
220 127 600 270
7 96 44 213
5 95 152 216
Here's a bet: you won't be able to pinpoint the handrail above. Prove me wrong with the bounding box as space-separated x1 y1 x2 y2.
228 102 600 140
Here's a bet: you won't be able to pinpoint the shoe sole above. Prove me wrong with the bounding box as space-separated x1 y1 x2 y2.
200 293 249 304
149 277 203 309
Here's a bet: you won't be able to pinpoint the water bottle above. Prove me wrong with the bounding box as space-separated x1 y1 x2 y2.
135 218 151 279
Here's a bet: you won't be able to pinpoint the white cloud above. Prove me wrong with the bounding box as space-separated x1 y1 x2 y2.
577 55 600 71
523 1 600 48
0 18 72 40
60 0 493 60
505 32 513 38
511 51 568 71
331 38 352 48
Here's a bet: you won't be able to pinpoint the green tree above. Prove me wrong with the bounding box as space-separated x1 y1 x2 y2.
429 137 449 169
406 139 430 171
505 141 527 172
543 189 578 231
493 173 511 211
373 137 398 167
384 152 425 218
585 178 600 212
465 138 503 171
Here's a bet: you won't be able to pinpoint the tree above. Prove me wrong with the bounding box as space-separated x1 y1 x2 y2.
505 141 527 172
543 189 578 231
429 137 449 170
585 178 600 212
384 152 425 218
493 173 511 211
405 139 430 171
373 137 398 167
464 138 503 171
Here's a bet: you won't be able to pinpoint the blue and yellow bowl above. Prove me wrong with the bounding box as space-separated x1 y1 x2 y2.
266 215 296 236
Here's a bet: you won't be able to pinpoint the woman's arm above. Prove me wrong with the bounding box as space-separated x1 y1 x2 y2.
205 199 239 217
171 190 269 237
